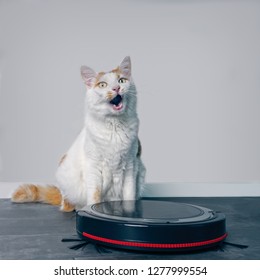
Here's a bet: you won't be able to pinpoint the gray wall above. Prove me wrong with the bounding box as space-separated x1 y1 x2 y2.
0 0 260 184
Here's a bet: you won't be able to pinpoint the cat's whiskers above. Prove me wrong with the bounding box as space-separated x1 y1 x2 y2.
125 91 137 98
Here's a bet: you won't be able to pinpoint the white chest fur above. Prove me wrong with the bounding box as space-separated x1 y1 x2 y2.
85 114 139 168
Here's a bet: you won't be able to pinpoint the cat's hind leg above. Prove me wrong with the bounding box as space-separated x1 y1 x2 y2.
60 198 75 212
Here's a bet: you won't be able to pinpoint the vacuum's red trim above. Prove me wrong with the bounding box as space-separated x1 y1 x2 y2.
82 232 228 249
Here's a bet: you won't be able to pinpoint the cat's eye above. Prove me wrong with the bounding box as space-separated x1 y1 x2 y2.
98 82 108 88
118 78 127 84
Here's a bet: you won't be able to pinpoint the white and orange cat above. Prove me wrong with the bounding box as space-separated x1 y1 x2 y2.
12 56 146 211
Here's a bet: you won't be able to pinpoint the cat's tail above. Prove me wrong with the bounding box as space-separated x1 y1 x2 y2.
11 184 74 212
11 184 62 205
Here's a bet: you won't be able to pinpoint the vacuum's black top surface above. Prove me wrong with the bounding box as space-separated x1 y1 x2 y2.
89 200 215 223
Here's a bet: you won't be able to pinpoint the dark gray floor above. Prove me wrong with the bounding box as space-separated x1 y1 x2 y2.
0 197 259 260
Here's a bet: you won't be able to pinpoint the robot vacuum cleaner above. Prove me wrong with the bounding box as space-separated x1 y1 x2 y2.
76 200 227 252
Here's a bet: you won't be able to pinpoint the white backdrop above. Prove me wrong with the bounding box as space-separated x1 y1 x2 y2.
0 0 260 187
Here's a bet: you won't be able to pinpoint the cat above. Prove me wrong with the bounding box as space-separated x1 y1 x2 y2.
11 56 146 212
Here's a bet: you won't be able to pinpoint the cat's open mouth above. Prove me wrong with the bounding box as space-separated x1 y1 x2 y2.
109 94 123 111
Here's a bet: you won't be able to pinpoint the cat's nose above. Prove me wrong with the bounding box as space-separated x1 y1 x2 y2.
112 86 120 93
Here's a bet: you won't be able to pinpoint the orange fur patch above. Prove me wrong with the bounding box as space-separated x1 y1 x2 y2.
111 67 121 77
11 184 39 202
94 71 106 87
40 185 62 206
107 91 114 100
61 199 75 212
93 188 101 204
94 68 122 88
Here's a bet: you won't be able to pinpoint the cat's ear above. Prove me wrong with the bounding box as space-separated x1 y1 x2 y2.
80 66 97 88
119 56 131 77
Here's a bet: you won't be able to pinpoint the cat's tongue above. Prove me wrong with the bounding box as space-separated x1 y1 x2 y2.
113 103 123 111
110 94 123 111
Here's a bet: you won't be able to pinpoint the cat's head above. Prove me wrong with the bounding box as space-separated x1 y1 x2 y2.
81 56 136 117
